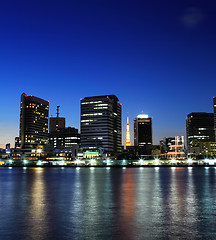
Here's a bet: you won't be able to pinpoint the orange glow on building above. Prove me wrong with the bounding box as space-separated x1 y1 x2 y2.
126 115 131 147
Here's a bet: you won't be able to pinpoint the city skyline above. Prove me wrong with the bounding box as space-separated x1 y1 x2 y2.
0 0 216 147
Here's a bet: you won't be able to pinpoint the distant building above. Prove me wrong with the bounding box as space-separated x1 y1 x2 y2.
19 93 49 149
5 143 10 150
80 95 122 156
49 127 80 157
49 105 65 133
152 145 161 157
214 97 216 141
134 114 152 155
160 137 175 154
186 112 214 155
15 137 21 149
167 136 185 159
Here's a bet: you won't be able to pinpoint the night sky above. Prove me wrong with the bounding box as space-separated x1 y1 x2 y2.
0 0 216 148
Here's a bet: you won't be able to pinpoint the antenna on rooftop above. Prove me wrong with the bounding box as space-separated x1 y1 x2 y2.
56 105 60 118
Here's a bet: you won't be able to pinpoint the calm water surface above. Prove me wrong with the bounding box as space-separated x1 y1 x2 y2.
0 167 216 240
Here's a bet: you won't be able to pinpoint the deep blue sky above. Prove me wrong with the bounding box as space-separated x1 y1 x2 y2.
0 0 216 148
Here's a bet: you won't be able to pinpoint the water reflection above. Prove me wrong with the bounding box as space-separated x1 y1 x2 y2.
0 168 216 239
24 168 48 240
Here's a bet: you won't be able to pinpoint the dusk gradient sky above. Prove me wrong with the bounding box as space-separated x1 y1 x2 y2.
0 0 216 148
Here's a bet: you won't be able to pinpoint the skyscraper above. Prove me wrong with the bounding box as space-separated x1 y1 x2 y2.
126 115 131 147
19 93 49 149
134 114 152 147
186 112 215 154
80 95 121 156
214 97 216 141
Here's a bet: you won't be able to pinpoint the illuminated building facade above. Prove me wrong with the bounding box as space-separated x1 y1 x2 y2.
186 112 214 155
49 127 80 157
19 93 49 149
199 142 216 157
126 116 131 147
80 95 122 155
214 97 216 141
49 105 65 133
167 136 185 159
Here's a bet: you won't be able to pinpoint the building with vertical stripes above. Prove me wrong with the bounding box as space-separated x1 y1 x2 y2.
80 95 121 156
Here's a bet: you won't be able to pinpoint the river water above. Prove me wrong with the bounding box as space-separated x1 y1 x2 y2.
0 167 216 240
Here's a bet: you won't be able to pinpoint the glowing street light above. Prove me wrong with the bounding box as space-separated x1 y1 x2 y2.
90 159 96 166
154 158 160 165
37 160 42 166
171 159 175 164
187 158 193 165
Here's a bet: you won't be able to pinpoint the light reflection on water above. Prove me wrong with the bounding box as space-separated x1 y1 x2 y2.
0 167 216 239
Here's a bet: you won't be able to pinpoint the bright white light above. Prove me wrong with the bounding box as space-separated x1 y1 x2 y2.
37 160 42 166
76 167 80 170
90 159 96 165
139 159 144 165
106 167 110 170
155 167 159 171
187 158 193 165
8 160 13 164
154 159 159 165
137 114 148 119
76 159 81 165
122 167 126 170
107 159 110 165
37 149 42 154
171 159 175 164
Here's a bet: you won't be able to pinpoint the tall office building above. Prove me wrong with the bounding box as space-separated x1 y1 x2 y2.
80 95 121 155
19 93 49 149
186 112 215 154
214 97 216 141
49 105 65 133
134 114 152 147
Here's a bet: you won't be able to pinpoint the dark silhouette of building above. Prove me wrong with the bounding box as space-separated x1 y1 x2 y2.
19 93 49 149
49 105 65 133
134 114 153 155
15 137 21 149
186 112 215 155
80 95 122 156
